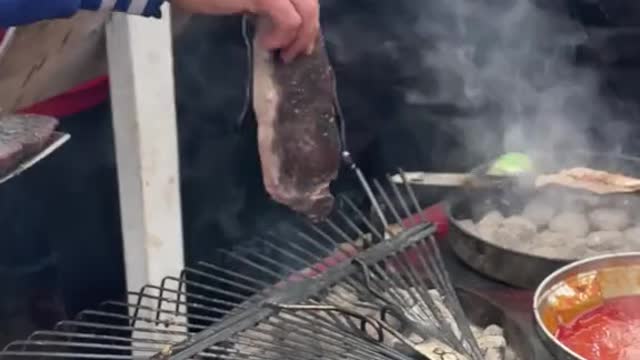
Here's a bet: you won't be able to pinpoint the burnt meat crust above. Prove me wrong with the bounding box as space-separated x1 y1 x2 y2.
253 29 341 220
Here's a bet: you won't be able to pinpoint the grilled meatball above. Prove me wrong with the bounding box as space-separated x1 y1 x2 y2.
478 210 504 228
530 245 562 259
624 227 640 250
522 198 555 227
589 208 630 231
561 194 590 213
476 211 504 239
530 240 586 260
492 216 537 247
586 231 625 252
458 219 477 235
549 212 590 238
532 231 565 246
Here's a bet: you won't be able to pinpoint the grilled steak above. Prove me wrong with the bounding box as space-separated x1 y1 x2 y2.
0 114 58 175
253 23 341 221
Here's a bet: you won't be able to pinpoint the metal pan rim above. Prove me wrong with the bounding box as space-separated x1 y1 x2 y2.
533 252 640 360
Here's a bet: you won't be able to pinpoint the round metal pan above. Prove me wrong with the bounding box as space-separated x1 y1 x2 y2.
445 151 640 289
533 252 640 360
458 287 537 360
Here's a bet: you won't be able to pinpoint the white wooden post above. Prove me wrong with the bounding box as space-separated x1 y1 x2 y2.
105 5 187 352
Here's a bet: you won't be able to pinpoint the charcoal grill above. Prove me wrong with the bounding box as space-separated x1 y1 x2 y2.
0 174 534 360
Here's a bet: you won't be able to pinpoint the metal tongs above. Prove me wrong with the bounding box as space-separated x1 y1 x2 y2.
389 152 535 190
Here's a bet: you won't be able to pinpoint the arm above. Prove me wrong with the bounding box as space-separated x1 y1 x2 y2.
0 0 165 27
0 0 319 61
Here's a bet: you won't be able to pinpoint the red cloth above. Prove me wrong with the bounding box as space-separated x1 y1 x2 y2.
401 203 449 237
18 76 109 118
0 28 109 118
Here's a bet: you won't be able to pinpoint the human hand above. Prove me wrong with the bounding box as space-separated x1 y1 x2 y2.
171 0 320 63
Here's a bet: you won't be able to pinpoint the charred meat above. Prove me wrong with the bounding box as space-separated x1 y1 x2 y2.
253 23 341 221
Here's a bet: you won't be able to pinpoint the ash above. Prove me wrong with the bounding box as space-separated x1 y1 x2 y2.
234 285 519 360
462 190 640 260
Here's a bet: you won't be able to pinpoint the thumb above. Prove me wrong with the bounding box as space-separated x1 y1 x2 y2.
254 0 301 50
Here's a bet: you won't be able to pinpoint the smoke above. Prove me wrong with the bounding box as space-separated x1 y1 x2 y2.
405 0 634 167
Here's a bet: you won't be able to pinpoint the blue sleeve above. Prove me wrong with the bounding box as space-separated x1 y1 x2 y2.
0 0 165 28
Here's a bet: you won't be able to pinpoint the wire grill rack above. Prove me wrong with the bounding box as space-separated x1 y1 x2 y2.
0 174 482 360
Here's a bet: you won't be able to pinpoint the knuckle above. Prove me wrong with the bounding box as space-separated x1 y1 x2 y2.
288 14 303 28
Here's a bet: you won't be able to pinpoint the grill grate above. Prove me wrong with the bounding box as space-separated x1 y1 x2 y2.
0 173 492 360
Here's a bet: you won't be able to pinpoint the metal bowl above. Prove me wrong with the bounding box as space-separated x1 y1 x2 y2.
446 151 640 289
533 252 640 360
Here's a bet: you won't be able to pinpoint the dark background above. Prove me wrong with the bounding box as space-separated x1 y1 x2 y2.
1 0 640 346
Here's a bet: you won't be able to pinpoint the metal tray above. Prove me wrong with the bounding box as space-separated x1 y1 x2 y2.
534 252 640 360
0 131 70 185
446 151 640 289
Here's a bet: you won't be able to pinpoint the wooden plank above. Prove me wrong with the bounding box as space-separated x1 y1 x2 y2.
0 8 193 114
0 12 109 113
106 8 187 354
105 5 184 294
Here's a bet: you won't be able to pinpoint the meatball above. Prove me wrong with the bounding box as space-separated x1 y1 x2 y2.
531 245 562 258
531 242 586 260
586 231 625 252
589 208 630 231
477 211 504 228
549 212 590 238
458 220 477 235
532 231 565 246
522 199 555 227
492 216 537 247
581 194 603 207
583 248 603 258
561 194 591 213
478 226 497 240
569 242 590 259
609 194 640 214
476 211 504 240
502 216 537 231
624 227 640 250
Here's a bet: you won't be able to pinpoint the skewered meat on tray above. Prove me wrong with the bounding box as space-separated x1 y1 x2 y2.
0 114 58 176
253 22 341 221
